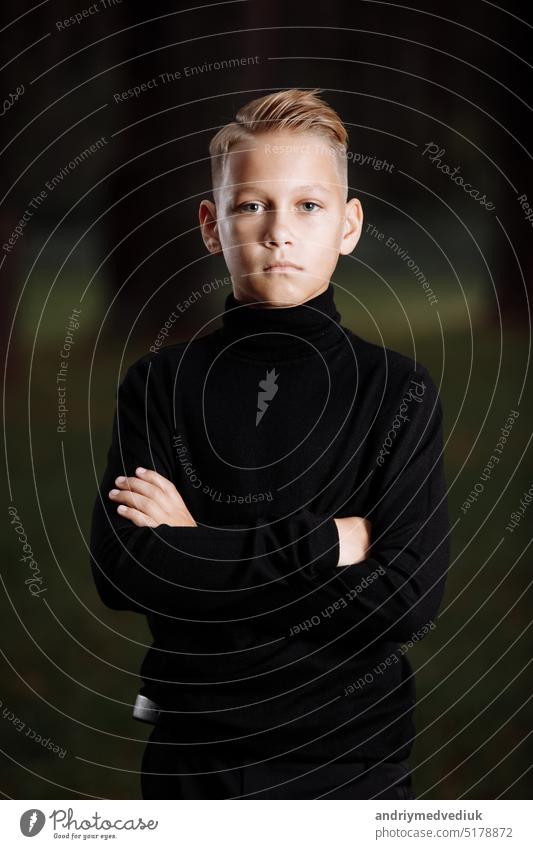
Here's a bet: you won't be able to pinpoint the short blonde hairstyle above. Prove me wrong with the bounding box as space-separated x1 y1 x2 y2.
208 88 349 199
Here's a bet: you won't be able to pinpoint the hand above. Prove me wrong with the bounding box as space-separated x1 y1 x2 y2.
333 516 372 567
108 467 197 528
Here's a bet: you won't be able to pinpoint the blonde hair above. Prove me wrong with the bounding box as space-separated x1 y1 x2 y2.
208 88 349 198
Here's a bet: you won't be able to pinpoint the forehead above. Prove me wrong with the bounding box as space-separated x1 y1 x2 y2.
220 130 344 194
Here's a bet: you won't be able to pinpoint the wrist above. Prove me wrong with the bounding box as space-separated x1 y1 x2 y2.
334 516 369 567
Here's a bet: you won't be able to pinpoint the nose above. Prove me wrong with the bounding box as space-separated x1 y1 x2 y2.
262 206 294 246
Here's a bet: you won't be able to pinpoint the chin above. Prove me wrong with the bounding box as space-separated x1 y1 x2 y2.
239 276 316 307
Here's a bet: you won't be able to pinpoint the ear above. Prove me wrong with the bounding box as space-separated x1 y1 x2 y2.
198 198 223 255
339 197 364 255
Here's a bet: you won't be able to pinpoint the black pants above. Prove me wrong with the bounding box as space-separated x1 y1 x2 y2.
140 722 415 800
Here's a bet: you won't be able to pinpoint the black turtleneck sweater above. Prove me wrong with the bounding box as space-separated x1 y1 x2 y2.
89 282 450 767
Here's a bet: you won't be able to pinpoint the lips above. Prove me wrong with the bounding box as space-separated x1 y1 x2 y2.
264 262 302 271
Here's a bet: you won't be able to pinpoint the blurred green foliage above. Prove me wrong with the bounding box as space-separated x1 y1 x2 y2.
2 271 531 799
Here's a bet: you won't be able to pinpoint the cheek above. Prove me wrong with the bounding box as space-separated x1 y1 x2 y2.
220 229 257 265
302 211 338 232
302 217 339 248
222 216 259 245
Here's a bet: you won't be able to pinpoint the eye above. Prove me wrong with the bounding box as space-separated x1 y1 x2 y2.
300 201 322 212
238 202 265 213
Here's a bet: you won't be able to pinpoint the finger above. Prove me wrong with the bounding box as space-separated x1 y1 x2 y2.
109 488 160 517
135 467 177 495
116 504 158 528
113 475 165 504
136 468 190 511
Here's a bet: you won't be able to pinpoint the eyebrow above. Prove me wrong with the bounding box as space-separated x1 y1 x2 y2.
294 183 334 194
234 182 334 195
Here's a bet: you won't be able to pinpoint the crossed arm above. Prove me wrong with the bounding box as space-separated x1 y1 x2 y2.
107 466 372 567
89 356 450 643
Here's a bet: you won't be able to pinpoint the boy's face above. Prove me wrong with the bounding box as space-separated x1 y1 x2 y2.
199 130 363 307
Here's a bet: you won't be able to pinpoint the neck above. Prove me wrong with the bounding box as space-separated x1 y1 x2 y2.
217 282 344 362
232 283 330 309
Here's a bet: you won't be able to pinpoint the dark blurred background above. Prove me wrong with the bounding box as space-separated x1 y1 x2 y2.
1 0 532 799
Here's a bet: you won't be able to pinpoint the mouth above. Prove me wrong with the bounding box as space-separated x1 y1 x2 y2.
263 263 303 273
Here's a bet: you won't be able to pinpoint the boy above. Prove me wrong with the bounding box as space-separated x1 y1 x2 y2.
89 88 450 799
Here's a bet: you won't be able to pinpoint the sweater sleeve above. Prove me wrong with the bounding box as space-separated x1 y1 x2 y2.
89 356 340 619
307 365 451 646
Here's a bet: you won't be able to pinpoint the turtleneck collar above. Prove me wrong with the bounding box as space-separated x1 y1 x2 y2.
217 282 343 362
